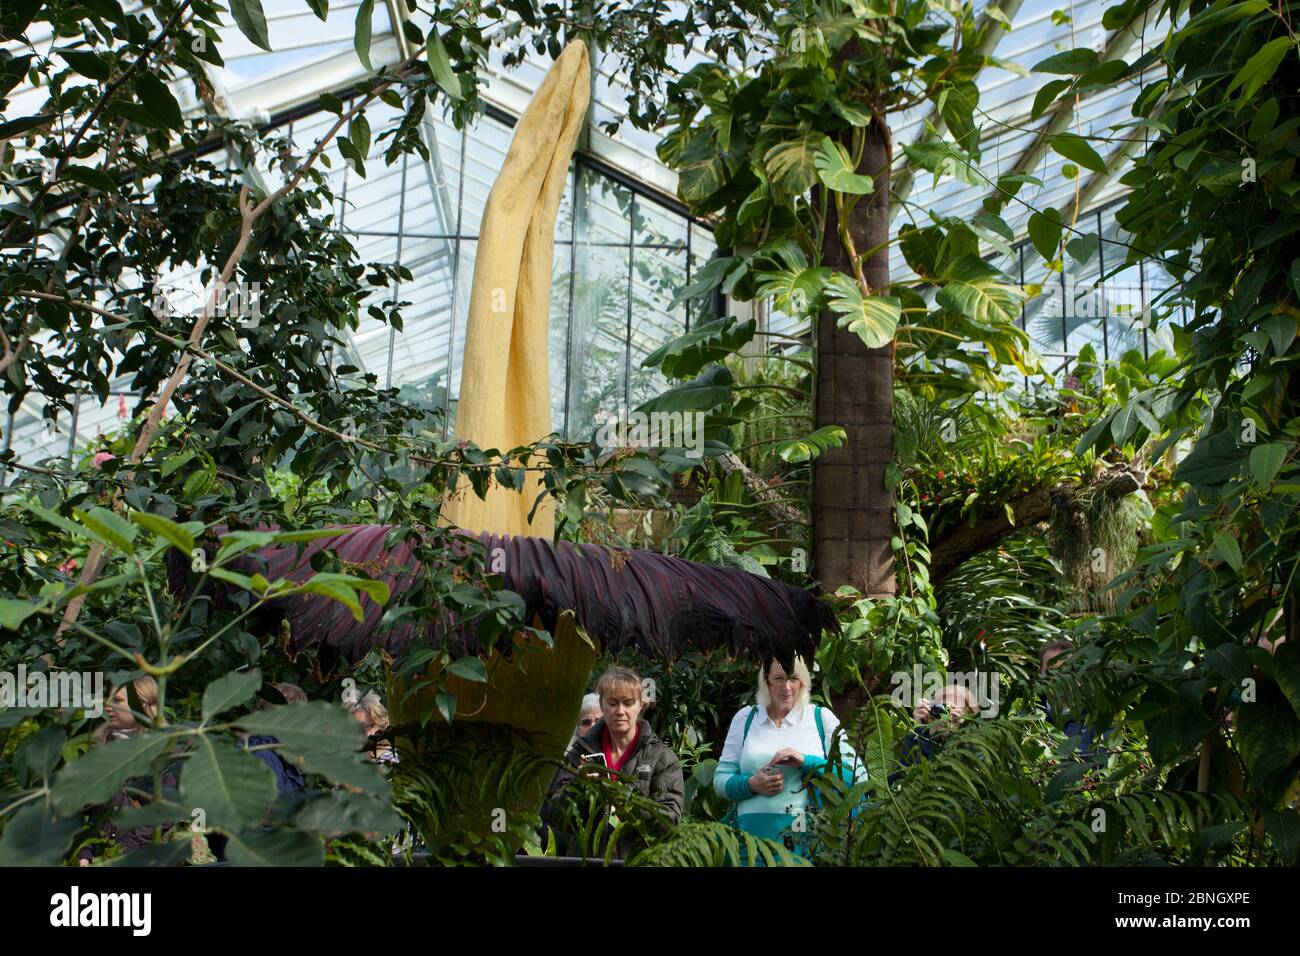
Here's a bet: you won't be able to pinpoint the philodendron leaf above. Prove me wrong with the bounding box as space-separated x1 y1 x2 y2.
52 732 175 814
776 426 847 463
180 736 277 830
813 138 874 194
636 364 735 414
642 316 756 379
935 256 1025 327
202 669 263 721
824 274 900 348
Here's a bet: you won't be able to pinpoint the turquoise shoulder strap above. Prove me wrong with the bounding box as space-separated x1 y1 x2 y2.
814 706 826 755
741 705 757 744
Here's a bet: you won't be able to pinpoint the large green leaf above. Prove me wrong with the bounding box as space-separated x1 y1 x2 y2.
52 732 175 814
134 72 182 129
636 365 735 414
1032 47 1100 74
291 790 402 839
180 736 277 830
0 598 39 630
354 0 374 71
1248 442 1288 487
824 274 900 348
677 133 725 203
129 511 198 553
776 426 846 463
224 827 324 866
1027 207 1062 260
642 316 756 378
237 701 387 792
812 138 873 194
427 29 463 100
229 0 273 52
1049 133 1107 174
1175 430 1243 488
935 257 1025 327
764 132 824 195
754 267 828 318
1225 37 1293 104
0 800 81 866
202 669 263 721
1237 681 1300 781
74 506 138 553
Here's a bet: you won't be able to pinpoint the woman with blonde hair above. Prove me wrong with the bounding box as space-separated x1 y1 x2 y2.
345 686 397 764
93 675 159 745
713 654 861 852
80 675 166 864
544 665 684 857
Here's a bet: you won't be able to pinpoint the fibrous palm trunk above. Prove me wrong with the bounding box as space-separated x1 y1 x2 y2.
813 114 896 598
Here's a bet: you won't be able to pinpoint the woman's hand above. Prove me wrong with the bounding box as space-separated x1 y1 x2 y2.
913 698 934 724
747 767 784 796
769 747 805 768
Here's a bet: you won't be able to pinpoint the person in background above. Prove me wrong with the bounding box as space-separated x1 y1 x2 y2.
243 681 308 794
346 688 397 765
713 654 861 854
899 682 979 767
572 692 602 747
80 677 171 865
544 666 684 858
1039 639 1100 760
93 675 159 745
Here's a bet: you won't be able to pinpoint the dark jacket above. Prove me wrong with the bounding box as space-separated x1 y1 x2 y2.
542 718 684 859
240 735 306 795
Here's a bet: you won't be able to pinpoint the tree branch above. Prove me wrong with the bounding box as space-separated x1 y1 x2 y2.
929 461 1146 585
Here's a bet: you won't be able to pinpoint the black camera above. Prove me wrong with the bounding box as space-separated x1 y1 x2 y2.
929 703 948 720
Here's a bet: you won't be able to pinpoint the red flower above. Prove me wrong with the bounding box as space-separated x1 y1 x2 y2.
58 558 78 574
937 470 945 479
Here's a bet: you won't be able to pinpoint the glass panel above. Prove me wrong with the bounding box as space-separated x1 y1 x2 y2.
566 168 631 443
629 198 688 412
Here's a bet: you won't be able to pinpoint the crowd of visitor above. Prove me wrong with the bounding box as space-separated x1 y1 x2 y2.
74 635 1152 864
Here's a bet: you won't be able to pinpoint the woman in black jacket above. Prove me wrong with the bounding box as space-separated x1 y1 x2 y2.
542 666 684 859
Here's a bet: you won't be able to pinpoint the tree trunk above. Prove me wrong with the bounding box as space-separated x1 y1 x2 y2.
813 113 896 598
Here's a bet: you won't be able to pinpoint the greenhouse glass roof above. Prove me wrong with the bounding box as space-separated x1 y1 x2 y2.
1 0 1168 472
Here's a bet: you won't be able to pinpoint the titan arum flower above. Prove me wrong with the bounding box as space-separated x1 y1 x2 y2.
169 44 838 851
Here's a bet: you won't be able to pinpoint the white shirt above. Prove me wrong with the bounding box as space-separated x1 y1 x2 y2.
718 702 856 815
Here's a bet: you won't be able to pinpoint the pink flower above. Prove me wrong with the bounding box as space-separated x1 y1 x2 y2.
117 396 127 420
92 452 116 468
58 558 78 574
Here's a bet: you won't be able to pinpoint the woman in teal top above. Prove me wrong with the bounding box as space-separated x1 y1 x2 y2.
713 654 862 854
